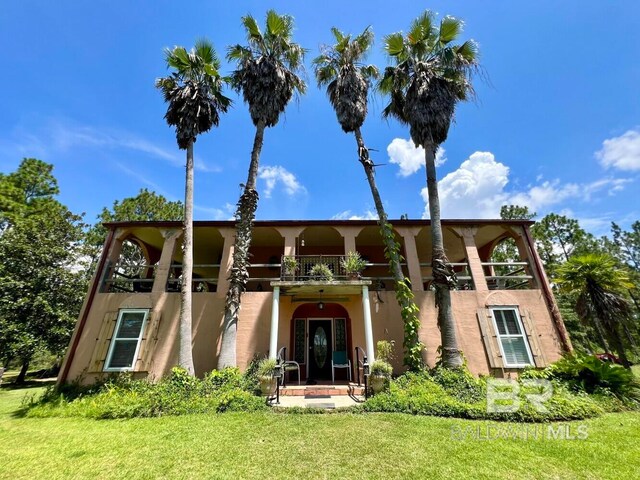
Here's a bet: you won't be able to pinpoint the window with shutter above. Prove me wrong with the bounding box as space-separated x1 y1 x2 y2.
489 307 534 368
104 309 149 372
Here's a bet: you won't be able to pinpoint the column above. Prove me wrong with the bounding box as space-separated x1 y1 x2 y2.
362 285 375 362
269 286 280 359
452 227 488 291
400 228 423 291
152 229 182 293
509 226 542 288
216 228 236 296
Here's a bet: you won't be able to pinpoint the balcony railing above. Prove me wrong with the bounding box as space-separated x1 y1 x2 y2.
102 261 155 293
482 261 534 290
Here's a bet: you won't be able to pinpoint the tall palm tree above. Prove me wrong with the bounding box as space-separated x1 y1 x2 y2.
156 40 231 374
379 11 478 368
313 27 423 369
219 10 306 368
556 254 635 368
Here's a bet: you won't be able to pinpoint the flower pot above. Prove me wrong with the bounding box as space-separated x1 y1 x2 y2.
370 375 387 394
259 377 277 396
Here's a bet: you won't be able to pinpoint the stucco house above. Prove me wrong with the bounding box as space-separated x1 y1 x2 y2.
57 219 571 386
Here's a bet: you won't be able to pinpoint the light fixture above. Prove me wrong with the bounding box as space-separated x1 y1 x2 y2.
318 301 324 310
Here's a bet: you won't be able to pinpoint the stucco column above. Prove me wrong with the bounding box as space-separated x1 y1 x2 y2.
399 227 423 291
216 228 236 296
334 226 364 255
452 227 488 291
269 286 280 359
509 226 542 288
152 229 182 293
362 285 375 362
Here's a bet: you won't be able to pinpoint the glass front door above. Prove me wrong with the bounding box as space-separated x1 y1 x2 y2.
307 319 332 380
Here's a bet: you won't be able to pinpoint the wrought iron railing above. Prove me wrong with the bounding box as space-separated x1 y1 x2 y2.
280 255 371 281
482 261 534 290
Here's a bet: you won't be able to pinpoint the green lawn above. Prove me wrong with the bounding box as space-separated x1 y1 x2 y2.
1 384 639 479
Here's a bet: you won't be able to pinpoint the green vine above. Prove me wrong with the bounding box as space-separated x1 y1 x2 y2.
380 221 425 371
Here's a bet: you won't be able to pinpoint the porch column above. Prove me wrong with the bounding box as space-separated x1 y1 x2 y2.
508 226 542 288
268 286 280 359
362 285 375 362
152 229 182 293
452 227 488 291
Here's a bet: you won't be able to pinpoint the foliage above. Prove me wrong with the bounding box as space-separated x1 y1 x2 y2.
555 254 635 366
25 367 266 419
376 340 395 364
256 358 277 378
340 251 367 276
370 359 393 377
523 354 640 403
499 205 537 220
0 160 87 380
156 40 232 149
360 370 609 422
380 223 424 371
309 263 334 281
312 26 378 133
227 10 306 128
281 255 298 275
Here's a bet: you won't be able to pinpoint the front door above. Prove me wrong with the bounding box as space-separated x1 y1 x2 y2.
308 319 332 381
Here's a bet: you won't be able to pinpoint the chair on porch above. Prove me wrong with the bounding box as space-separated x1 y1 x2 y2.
331 351 351 383
276 347 300 386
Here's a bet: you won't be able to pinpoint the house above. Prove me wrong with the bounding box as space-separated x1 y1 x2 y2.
57 219 571 385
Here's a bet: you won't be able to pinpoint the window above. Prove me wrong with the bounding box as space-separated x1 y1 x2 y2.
490 307 533 367
293 319 306 364
104 309 149 371
334 318 347 352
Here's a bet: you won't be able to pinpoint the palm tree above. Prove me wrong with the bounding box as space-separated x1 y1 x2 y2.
156 40 231 374
379 11 478 368
556 254 635 368
313 27 423 369
219 11 306 368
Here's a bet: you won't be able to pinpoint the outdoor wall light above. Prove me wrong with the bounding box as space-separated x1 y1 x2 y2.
318 301 324 310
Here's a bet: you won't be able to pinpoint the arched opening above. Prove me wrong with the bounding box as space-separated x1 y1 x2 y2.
415 226 468 290
289 303 352 383
246 227 284 292
355 225 407 291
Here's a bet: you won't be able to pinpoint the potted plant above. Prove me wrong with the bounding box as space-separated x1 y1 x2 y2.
281 256 298 280
369 359 392 394
257 358 277 396
341 251 367 279
309 263 333 281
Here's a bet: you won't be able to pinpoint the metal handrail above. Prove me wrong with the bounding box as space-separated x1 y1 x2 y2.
354 346 366 386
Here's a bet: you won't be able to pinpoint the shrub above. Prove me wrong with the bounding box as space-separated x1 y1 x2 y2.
257 358 277 378
523 354 640 403
429 366 485 403
309 263 333 281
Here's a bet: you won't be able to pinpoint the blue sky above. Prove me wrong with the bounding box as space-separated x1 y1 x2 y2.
1 1 638 235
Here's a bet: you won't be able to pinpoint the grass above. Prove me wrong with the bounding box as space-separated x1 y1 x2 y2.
1 384 640 479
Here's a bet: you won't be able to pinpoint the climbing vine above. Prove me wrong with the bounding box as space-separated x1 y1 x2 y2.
380 221 425 370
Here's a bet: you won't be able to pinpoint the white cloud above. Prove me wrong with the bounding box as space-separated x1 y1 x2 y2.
596 129 640 171
258 165 306 198
194 202 236 220
387 138 446 177
331 210 377 220
0 117 222 173
421 151 631 219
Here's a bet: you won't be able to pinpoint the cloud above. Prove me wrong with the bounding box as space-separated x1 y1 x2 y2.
0 117 222 173
420 151 631 219
387 138 446 177
596 129 640 171
331 210 377 220
194 203 236 220
258 165 306 198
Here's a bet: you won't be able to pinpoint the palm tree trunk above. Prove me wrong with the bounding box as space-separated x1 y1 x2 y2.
219 121 265 369
178 141 195 375
424 143 463 369
354 128 423 369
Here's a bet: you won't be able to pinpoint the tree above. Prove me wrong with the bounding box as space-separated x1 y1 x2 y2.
0 160 86 382
500 205 536 221
380 11 478 368
313 27 423 369
556 254 636 367
220 10 306 368
532 213 597 278
156 40 231 375
490 205 537 273
0 158 59 230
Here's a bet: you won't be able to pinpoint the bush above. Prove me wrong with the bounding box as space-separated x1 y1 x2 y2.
309 263 333 281
359 369 608 421
522 354 640 403
25 367 267 419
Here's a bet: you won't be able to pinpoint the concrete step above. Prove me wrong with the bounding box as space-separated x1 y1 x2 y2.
280 384 365 397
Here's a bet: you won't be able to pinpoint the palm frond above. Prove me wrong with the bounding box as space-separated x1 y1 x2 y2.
439 16 463 44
